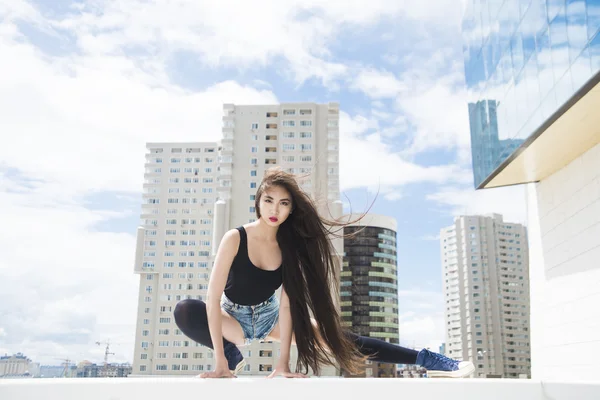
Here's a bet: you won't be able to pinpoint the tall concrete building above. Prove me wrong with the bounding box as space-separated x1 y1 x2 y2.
340 214 398 378
132 102 342 376
440 214 531 379
462 0 600 381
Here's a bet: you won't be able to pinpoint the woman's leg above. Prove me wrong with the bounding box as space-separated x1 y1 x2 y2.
345 332 418 364
266 318 474 377
173 299 246 373
266 319 416 363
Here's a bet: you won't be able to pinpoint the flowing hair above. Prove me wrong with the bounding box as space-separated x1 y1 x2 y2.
255 167 374 375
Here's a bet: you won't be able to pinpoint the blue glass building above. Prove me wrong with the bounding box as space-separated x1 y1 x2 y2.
463 0 600 188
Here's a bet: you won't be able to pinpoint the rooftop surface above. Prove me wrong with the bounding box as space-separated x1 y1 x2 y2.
1 378 600 400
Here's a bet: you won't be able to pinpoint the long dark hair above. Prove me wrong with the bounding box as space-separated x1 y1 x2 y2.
255 167 373 375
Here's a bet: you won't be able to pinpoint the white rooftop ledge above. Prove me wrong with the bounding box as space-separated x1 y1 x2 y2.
1 378 600 400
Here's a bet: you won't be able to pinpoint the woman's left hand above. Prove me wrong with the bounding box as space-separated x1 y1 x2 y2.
266 364 308 379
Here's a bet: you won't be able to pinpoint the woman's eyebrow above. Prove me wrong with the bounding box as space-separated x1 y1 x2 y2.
265 195 291 202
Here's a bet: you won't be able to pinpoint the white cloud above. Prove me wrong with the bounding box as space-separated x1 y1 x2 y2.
396 70 471 159
396 290 445 350
2 0 466 88
426 184 528 226
0 175 139 364
350 68 405 98
43 0 398 86
0 34 278 195
339 111 473 194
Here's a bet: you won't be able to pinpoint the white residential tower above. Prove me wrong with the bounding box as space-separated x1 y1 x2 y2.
440 214 531 379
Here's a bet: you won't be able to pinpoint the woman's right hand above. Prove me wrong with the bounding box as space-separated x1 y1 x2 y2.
198 364 236 379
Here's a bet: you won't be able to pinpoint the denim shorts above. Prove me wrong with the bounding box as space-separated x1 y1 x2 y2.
220 292 279 345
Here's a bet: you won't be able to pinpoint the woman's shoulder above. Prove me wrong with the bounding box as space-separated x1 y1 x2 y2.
221 228 242 247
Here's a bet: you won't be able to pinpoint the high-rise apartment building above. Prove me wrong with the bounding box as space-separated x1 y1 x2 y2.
340 214 398 378
440 214 531 379
132 102 342 376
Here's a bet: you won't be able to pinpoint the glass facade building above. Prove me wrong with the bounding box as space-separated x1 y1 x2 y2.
463 0 600 188
341 223 398 378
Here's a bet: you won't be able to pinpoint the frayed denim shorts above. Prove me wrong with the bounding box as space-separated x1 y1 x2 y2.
220 292 279 345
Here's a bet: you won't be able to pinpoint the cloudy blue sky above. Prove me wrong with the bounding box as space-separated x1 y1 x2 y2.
0 0 526 365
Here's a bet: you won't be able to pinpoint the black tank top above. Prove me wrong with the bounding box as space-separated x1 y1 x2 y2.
223 226 283 305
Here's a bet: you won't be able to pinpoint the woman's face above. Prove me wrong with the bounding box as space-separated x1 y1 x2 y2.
259 185 293 226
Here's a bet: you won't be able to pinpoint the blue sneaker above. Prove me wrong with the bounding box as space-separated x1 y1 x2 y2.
416 349 474 378
224 342 246 375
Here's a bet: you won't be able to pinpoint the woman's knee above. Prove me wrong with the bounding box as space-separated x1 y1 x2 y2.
173 299 205 326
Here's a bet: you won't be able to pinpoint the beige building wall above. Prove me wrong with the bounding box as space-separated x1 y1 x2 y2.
528 142 600 381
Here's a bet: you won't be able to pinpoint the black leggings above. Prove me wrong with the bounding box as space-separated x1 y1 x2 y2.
173 299 418 365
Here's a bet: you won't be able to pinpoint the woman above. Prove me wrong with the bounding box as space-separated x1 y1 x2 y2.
174 168 474 378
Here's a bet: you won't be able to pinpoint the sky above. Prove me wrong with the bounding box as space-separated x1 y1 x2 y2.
0 0 528 366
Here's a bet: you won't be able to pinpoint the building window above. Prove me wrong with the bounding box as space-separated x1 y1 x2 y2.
266 112 278 118
251 123 259 129
250 182 257 188
283 109 295 115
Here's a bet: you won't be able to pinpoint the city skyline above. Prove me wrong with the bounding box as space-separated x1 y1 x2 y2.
0 0 528 366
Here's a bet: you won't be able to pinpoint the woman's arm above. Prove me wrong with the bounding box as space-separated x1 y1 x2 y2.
268 286 307 378
277 286 293 365
205 229 239 372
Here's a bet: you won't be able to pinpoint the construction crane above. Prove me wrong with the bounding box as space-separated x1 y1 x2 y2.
54 358 71 378
96 340 115 376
